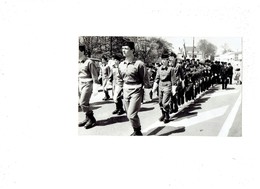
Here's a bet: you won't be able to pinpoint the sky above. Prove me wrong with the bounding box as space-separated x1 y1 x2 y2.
163 37 242 55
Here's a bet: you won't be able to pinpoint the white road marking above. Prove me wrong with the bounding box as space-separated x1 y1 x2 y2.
142 96 198 133
204 90 239 98
218 94 242 137
167 105 229 127
143 105 229 132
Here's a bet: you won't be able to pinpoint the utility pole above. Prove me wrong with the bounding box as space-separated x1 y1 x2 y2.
183 39 186 61
192 37 195 59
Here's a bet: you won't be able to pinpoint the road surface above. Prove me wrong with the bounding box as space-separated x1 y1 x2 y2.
78 84 242 136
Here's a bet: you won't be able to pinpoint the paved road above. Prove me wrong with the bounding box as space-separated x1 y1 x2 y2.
78 84 242 136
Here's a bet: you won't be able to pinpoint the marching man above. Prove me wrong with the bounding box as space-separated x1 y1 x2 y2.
118 41 149 136
78 46 100 128
152 51 178 123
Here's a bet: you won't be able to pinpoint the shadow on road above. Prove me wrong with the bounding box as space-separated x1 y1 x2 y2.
159 126 185 136
95 115 128 126
139 107 155 112
225 87 236 90
145 126 185 136
143 86 220 135
172 86 219 120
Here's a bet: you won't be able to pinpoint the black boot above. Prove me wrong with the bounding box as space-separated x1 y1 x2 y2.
117 108 125 115
149 90 153 100
102 91 110 100
84 111 96 128
117 99 125 115
173 103 178 113
163 112 170 123
169 95 174 114
159 108 165 122
112 103 119 114
130 127 143 136
106 91 110 100
172 95 178 113
78 112 89 127
106 91 110 99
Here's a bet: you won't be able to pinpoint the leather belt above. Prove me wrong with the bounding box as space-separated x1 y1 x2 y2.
123 83 142 90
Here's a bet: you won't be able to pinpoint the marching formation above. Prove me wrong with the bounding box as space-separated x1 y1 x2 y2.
78 41 241 136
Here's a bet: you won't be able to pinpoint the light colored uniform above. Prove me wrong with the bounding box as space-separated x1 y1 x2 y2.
111 63 123 103
154 65 177 112
99 63 111 91
118 59 148 129
78 59 99 113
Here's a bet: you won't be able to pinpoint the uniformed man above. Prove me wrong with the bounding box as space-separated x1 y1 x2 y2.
215 61 221 84
220 62 229 89
169 52 177 67
204 61 212 90
169 52 179 113
99 55 111 100
184 65 193 101
227 63 233 84
118 41 149 136
198 62 205 93
195 63 201 96
110 53 125 115
78 49 100 128
175 58 185 106
153 51 178 123
142 65 153 103
190 64 198 99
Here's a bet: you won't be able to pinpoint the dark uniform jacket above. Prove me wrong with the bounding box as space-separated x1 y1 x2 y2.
221 66 229 78
227 66 233 77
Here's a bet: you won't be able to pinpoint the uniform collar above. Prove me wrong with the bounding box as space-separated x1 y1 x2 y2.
124 58 137 65
161 66 168 70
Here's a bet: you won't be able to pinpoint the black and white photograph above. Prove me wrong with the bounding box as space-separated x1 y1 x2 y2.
78 36 242 136
1 0 259 189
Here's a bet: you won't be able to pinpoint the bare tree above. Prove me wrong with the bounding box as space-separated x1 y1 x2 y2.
78 36 174 64
221 43 232 54
197 39 217 60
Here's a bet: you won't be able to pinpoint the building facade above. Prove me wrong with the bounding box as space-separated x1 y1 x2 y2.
214 51 242 69
177 46 203 60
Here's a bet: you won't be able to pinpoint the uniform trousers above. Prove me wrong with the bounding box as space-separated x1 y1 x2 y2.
78 80 93 113
123 86 143 129
158 82 172 112
112 83 123 103
222 77 228 89
229 75 233 84
102 78 110 92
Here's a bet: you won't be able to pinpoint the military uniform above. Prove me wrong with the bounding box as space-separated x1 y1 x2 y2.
99 61 111 100
184 66 194 101
153 53 178 123
110 55 125 115
204 63 212 90
118 58 148 135
175 60 185 106
227 63 233 84
220 63 229 89
78 58 99 128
